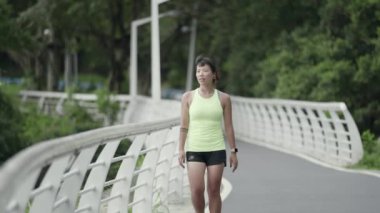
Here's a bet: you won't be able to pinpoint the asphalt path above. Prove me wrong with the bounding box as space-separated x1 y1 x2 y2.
222 141 380 213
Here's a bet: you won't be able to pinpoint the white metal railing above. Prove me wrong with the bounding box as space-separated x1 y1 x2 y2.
19 90 181 125
0 91 364 213
0 117 184 213
232 97 363 166
20 90 131 124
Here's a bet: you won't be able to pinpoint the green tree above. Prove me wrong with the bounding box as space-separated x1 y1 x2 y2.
3 0 151 92
1 0 380 135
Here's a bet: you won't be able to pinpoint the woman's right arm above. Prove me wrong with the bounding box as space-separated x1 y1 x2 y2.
178 92 190 168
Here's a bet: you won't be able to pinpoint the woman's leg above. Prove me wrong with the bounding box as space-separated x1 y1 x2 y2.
207 164 224 213
187 162 207 213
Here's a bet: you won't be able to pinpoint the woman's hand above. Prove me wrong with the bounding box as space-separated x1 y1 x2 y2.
230 153 238 172
178 150 186 168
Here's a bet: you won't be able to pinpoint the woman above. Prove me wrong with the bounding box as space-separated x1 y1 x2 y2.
178 55 238 213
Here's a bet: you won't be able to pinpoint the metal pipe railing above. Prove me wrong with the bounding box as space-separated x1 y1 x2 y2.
0 117 182 213
232 97 363 166
0 91 365 213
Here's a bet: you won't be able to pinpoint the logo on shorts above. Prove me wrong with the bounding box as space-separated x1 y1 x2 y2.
188 155 195 160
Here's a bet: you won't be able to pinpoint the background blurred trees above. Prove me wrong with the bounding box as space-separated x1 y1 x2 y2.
0 85 102 165
0 0 379 135
173 0 380 135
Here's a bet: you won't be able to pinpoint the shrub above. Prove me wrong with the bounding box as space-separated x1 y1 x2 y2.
64 101 102 133
22 106 75 143
0 85 103 163
354 130 380 169
0 89 29 164
362 130 378 154
21 100 102 144
96 88 119 125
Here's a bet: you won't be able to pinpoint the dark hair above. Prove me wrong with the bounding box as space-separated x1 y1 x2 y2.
195 55 220 82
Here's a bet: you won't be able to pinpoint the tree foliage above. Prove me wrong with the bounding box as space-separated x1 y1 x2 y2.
0 89 28 164
172 0 380 135
1 0 379 135
0 86 102 164
251 0 380 134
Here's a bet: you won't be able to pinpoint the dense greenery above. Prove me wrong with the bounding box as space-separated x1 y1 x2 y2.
0 89 28 164
0 86 102 164
353 130 380 169
1 0 378 135
0 0 379 167
174 0 380 136
95 88 120 125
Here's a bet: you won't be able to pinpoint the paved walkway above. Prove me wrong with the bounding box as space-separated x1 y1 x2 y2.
168 196 194 213
167 140 380 213
222 141 380 213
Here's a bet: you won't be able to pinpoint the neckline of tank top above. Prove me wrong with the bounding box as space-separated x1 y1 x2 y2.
197 88 216 99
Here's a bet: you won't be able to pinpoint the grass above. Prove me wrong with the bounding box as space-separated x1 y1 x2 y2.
350 130 380 170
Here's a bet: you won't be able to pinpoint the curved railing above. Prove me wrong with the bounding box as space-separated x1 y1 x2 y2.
232 97 363 166
0 91 365 213
19 90 181 124
19 90 131 125
0 117 184 213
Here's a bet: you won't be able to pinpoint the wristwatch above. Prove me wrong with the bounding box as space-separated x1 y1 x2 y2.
231 148 238 153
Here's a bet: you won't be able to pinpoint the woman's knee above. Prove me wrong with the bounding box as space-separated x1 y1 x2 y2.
207 184 221 197
191 185 205 196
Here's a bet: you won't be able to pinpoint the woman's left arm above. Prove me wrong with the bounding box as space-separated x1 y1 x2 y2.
222 93 238 172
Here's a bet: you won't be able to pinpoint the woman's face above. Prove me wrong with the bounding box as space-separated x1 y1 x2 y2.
196 64 214 85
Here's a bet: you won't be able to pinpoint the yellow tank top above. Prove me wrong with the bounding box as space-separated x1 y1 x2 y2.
187 88 225 151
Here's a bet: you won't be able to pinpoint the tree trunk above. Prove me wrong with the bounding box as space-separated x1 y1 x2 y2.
34 56 44 90
106 0 130 93
73 51 78 87
64 49 72 91
46 49 54 91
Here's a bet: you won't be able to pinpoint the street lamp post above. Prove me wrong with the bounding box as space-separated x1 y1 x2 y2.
130 17 150 97
185 18 197 91
44 28 54 91
151 0 170 101
129 10 177 97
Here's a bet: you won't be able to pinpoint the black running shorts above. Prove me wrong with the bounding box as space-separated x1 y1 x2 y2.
186 150 226 166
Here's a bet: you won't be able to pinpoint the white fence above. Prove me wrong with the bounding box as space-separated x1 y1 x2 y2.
0 91 183 213
19 90 181 125
232 97 363 166
20 90 131 125
0 91 364 213
0 117 184 213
